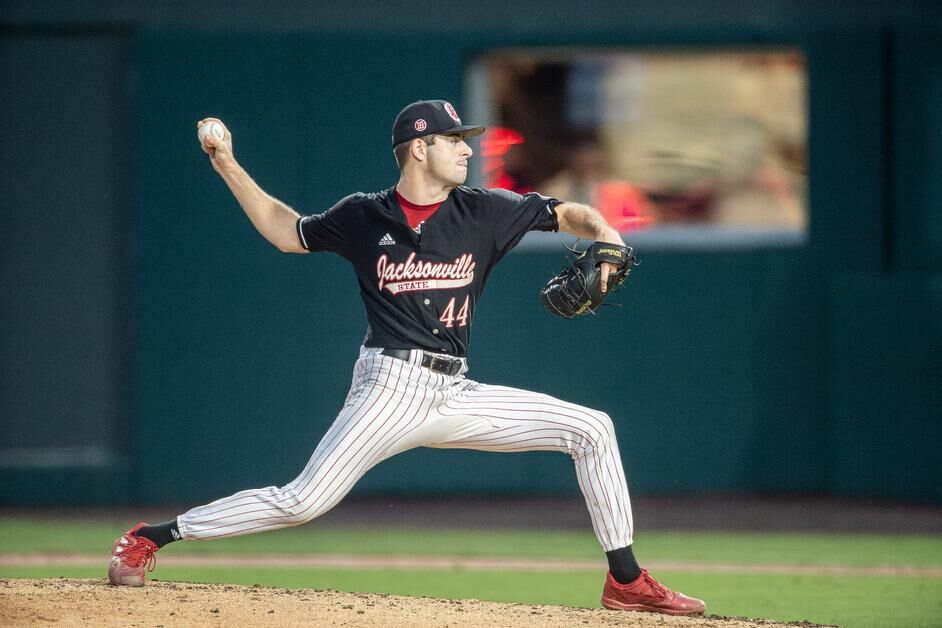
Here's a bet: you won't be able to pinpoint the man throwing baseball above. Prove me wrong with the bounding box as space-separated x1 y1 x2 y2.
108 99 705 616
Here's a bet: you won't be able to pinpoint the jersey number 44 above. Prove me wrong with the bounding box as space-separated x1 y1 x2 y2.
439 295 471 328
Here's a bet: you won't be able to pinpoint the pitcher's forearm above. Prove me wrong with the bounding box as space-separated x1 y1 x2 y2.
217 160 304 253
555 202 623 244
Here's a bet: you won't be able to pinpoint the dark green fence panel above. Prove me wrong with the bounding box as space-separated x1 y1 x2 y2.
3 4 940 505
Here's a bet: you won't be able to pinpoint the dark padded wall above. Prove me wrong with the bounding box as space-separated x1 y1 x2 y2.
1 2 939 504
0 30 133 502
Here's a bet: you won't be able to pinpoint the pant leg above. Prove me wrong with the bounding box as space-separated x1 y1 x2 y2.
177 353 446 540
427 380 634 551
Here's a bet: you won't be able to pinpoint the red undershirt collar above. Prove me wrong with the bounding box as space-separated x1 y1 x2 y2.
395 190 445 229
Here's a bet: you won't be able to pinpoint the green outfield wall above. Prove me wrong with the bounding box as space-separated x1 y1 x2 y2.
1 2 940 505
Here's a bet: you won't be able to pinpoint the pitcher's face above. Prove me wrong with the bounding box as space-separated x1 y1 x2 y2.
425 133 473 187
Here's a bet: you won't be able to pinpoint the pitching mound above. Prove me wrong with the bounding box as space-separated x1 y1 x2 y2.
1 578 821 627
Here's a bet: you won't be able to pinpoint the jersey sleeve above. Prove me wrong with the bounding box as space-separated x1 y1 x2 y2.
488 188 560 254
295 195 355 256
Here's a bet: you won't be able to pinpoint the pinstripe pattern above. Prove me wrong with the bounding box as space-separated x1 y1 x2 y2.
178 347 632 551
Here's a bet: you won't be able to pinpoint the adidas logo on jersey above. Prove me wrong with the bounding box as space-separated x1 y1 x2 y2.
378 233 396 246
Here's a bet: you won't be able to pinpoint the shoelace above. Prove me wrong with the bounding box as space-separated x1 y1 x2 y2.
639 569 669 598
120 536 158 572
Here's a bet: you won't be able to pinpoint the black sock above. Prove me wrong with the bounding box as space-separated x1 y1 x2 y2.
136 519 181 548
606 545 642 584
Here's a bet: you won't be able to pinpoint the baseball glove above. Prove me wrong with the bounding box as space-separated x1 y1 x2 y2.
540 241 637 319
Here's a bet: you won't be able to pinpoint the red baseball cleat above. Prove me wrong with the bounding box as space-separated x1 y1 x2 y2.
108 523 159 586
601 570 706 615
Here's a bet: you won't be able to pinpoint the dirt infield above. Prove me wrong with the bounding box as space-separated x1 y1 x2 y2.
1 578 823 627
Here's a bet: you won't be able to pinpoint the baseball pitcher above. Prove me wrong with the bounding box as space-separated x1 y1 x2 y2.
107 100 705 616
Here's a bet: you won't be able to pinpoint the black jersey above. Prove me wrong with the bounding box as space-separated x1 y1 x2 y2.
296 186 559 357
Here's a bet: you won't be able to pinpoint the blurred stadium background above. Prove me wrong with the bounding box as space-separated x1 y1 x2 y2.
1 1 940 519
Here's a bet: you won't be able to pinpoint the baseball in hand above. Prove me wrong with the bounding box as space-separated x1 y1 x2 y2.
197 121 225 144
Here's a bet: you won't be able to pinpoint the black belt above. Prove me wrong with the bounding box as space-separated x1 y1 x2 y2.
381 349 463 376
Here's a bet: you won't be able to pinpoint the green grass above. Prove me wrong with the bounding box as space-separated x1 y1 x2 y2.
1 518 941 627
2 518 941 566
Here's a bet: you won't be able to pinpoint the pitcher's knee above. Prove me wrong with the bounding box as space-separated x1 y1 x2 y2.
280 508 315 527
585 411 616 452
272 486 321 526
568 410 616 458
595 411 616 440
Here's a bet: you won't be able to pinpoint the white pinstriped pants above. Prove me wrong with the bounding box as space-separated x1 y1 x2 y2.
177 347 634 551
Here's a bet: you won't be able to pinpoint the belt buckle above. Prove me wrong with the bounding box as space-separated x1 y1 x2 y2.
428 354 459 376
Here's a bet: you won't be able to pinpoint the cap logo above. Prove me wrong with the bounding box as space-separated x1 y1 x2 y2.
414 119 427 132
444 102 461 123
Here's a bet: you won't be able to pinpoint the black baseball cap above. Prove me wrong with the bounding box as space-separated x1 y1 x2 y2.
392 100 485 147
